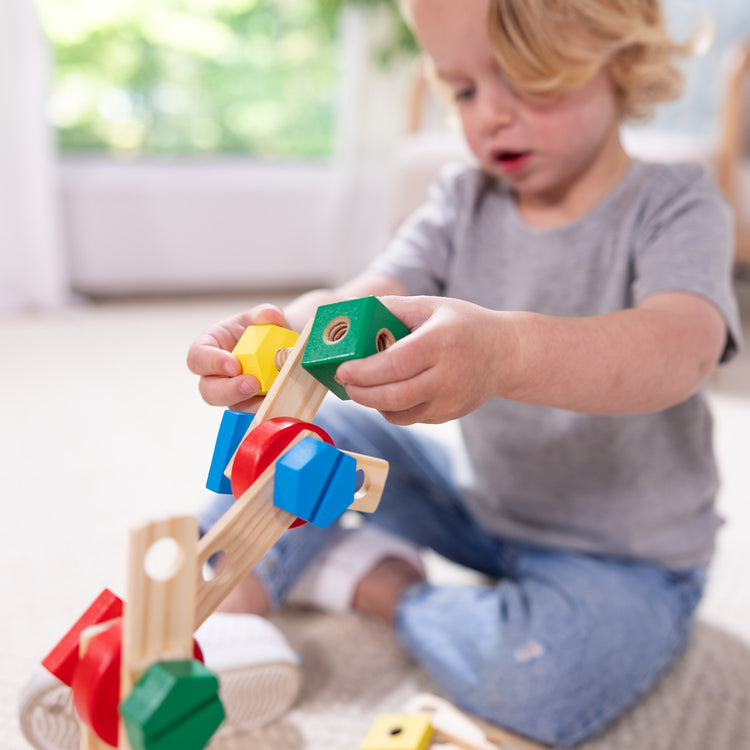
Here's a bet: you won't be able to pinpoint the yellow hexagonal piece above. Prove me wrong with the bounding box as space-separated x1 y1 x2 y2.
360 713 432 750
231 324 300 394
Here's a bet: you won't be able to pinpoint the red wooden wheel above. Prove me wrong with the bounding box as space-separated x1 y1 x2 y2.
230 417 334 528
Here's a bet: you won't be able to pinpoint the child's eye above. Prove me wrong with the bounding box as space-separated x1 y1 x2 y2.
454 86 475 102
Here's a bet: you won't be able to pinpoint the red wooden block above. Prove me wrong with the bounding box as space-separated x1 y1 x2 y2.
230 416 334 529
42 588 123 687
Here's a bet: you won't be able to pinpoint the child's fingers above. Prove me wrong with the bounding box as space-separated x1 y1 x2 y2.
198 373 262 408
187 304 290 377
377 295 435 330
186 336 242 377
343 364 433 413
250 304 288 327
336 325 433 388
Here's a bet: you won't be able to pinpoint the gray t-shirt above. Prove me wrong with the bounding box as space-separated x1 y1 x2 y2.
370 159 742 569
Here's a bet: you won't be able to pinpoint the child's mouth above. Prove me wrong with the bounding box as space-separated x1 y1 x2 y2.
492 150 532 173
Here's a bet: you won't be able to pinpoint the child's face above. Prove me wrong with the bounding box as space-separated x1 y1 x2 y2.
410 0 626 211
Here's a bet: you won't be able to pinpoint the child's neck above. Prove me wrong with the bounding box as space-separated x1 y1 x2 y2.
515 133 631 229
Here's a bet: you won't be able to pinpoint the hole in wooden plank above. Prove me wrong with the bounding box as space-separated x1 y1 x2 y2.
353 468 370 501
144 537 183 582
202 550 228 583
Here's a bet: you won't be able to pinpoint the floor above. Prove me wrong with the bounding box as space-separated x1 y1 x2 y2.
1 280 749 749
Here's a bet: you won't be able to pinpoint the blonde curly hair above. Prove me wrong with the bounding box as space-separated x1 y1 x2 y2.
399 0 708 123
486 0 703 121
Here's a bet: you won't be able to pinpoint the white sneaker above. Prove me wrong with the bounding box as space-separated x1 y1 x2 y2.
287 524 425 613
19 613 302 750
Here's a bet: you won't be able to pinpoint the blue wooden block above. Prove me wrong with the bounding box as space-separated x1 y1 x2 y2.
313 451 358 527
273 437 356 527
205 410 254 494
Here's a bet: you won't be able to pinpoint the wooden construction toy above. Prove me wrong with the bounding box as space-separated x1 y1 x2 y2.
360 713 433 750
231 323 299 394
197 320 388 626
41 306 395 750
205 410 254 494
301 296 410 399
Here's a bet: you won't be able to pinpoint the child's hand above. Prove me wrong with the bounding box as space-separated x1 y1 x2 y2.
186 303 288 411
335 296 515 425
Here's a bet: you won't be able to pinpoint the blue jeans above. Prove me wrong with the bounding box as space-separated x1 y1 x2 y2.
199 399 706 747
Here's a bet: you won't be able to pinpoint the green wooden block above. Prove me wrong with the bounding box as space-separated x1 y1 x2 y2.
302 296 410 399
120 659 225 750
144 697 225 750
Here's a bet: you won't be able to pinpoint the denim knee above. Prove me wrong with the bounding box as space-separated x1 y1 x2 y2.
395 561 703 748
396 605 612 745
447 654 626 747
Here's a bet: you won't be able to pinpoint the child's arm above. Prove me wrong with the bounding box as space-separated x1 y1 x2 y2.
336 291 727 424
185 271 408 410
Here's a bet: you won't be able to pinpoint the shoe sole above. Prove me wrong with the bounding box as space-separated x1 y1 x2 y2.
19 661 302 750
216 661 302 734
19 670 79 750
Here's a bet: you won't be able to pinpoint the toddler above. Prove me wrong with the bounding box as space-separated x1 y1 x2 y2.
187 0 742 745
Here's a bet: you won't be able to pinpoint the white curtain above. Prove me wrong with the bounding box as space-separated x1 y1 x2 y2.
0 0 69 313
330 6 415 283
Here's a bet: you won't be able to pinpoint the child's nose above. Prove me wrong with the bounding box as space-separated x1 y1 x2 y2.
478 86 514 132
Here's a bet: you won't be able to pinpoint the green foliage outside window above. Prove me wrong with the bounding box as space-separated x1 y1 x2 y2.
36 0 342 158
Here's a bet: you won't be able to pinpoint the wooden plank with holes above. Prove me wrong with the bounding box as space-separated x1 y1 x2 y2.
120 517 199 749
197 445 387 627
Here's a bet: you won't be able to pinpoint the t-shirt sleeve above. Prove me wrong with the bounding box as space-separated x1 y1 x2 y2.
631 165 743 363
368 164 467 296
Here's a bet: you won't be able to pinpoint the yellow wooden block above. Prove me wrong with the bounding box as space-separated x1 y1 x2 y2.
360 713 432 750
231 324 300 394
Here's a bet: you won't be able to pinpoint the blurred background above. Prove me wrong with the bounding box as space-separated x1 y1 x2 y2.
1 0 749 310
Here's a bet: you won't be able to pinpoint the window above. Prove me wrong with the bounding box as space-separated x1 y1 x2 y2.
35 0 340 159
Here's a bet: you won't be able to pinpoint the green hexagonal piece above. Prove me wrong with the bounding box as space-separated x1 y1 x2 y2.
120 659 224 750
142 699 225 750
301 296 410 399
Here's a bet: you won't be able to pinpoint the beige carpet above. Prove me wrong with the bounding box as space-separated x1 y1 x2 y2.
2 285 749 750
